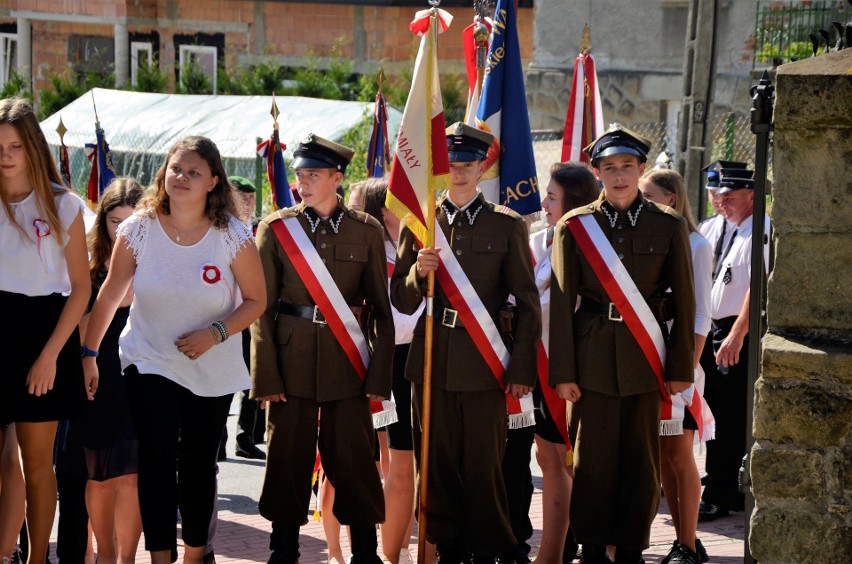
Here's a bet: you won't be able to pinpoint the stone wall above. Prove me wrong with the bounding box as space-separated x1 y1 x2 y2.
750 49 852 562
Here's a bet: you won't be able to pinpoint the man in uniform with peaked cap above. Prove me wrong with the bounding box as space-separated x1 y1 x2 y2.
550 124 696 563
391 122 541 562
698 166 769 523
251 134 394 564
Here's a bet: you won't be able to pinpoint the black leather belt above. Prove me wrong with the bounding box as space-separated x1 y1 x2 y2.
440 307 464 329
579 300 624 322
277 302 327 325
579 298 673 323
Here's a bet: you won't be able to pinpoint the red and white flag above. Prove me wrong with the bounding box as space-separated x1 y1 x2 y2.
386 8 452 244
561 52 604 163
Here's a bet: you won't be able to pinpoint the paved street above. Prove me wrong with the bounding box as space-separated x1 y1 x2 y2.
50 402 747 563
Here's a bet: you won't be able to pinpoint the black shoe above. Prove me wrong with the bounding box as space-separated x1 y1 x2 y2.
236 443 267 460
697 501 729 521
694 539 709 563
660 541 679 564
668 545 699 564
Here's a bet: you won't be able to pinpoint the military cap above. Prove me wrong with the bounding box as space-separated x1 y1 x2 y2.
228 175 256 193
291 133 355 173
702 160 748 190
583 124 652 165
445 122 494 162
717 167 755 193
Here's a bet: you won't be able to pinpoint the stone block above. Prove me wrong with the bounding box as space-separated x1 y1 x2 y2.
750 441 841 502
750 501 852 562
753 377 852 448
772 129 852 233
767 231 852 332
762 333 852 384
775 50 852 130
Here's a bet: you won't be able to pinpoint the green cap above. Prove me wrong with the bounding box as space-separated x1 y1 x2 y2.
229 176 256 193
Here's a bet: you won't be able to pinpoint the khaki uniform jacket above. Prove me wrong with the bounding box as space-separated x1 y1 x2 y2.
250 203 394 402
391 193 541 391
549 192 695 397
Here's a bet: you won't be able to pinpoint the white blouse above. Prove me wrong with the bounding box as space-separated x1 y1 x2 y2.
690 231 713 337
386 239 423 344
116 211 253 397
0 188 86 296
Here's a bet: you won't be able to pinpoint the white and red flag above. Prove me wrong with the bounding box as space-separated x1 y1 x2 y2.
561 32 605 163
385 7 452 244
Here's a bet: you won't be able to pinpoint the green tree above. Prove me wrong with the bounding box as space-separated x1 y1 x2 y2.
131 59 169 93
176 58 213 95
1 68 32 100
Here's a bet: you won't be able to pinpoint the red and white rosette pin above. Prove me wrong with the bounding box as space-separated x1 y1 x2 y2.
201 264 233 301
33 218 51 259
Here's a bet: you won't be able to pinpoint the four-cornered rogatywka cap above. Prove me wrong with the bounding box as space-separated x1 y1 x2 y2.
291 134 355 173
445 122 495 163
583 123 652 166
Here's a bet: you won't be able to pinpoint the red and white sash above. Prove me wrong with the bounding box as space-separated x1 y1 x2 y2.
271 216 397 429
566 214 708 440
432 226 534 428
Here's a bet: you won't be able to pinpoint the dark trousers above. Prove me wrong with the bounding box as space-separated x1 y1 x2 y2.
700 317 748 511
502 426 534 560
125 367 233 552
412 385 516 558
569 389 660 551
259 394 384 527
55 471 88 563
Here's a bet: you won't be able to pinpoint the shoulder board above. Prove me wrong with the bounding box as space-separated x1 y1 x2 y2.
347 208 383 230
564 203 596 220
645 200 683 220
262 206 298 225
489 203 522 221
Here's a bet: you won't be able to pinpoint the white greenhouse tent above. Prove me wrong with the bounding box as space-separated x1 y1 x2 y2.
40 88 402 194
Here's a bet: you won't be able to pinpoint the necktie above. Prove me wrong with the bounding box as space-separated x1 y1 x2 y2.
714 228 738 284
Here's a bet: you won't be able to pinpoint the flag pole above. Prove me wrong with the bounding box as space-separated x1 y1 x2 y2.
417 4 440 561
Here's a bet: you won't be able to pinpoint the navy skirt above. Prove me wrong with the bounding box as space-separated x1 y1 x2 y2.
0 290 87 427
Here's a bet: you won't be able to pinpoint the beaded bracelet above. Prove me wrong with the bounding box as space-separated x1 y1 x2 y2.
209 325 223 345
211 320 229 343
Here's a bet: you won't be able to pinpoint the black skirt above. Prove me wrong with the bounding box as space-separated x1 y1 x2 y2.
0 290 87 426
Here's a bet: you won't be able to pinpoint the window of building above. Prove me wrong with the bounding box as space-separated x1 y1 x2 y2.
130 41 152 87
0 33 16 90
178 44 218 94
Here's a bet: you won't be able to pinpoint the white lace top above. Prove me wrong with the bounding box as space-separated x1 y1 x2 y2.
0 188 86 296
116 211 253 396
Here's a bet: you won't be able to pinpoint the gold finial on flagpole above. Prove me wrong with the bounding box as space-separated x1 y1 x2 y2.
56 116 67 144
580 23 592 56
270 93 280 131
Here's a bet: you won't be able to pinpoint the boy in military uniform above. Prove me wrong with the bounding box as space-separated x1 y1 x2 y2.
391 123 541 562
550 125 696 563
251 135 394 564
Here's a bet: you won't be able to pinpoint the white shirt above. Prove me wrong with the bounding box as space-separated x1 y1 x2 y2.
690 231 713 337
385 239 423 344
530 229 553 352
697 213 736 260
117 212 253 396
0 188 86 296
710 214 771 320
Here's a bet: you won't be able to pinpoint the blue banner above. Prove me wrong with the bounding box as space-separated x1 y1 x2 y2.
476 0 540 215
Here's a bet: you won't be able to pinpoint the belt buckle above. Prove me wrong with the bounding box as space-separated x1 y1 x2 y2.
441 308 458 328
312 306 327 325
607 303 623 322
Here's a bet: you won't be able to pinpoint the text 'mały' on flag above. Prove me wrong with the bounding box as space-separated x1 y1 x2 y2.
561 24 604 164
257 96 294 210
386 7 452 246
475 0 540 216
366 69 391 179
85 116 117 208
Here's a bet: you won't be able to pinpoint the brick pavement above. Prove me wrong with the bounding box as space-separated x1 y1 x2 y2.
49 452 747 563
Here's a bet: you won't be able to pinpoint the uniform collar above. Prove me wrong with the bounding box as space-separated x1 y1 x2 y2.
302 203 346 234
600 194 644 229
441 193 485 226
